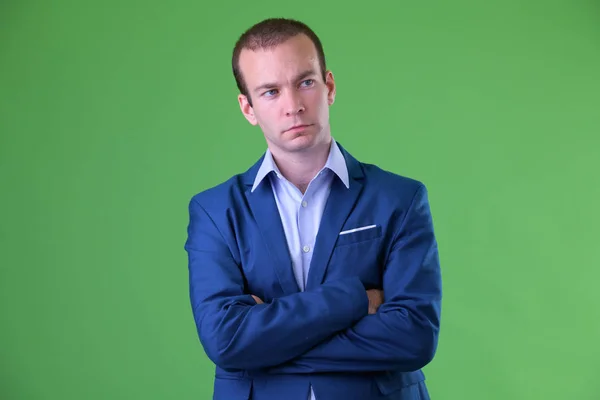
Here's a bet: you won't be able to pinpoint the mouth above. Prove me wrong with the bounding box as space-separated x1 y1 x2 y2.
285 124 312 133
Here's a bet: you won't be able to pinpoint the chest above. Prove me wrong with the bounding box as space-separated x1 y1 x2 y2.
237 209 389 302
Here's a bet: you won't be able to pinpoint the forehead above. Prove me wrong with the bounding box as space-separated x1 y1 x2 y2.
239 34 320 88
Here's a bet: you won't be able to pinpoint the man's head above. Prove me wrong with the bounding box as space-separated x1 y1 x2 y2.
232 18 336 156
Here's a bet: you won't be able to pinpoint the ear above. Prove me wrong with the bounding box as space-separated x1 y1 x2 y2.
325 70 336 105
238 94 258 125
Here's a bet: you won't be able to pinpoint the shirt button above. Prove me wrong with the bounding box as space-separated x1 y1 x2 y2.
303 245 310 253
301 201 308 207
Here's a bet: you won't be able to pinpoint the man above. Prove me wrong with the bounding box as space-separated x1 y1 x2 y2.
184 17 442 400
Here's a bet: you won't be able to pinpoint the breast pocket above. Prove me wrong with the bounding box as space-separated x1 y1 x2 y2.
327 224 384 287
335 224 382 247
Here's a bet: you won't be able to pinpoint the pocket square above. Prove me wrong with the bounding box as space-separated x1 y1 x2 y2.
339 225 377 235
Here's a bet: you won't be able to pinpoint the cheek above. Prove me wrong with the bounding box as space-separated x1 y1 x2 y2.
254 107 278 129
312 95 329 116
307 90 329 110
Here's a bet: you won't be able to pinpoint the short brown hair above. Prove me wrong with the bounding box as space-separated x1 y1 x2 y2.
232 18 327 106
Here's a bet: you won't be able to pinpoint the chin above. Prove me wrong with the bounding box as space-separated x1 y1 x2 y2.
285 133 320 151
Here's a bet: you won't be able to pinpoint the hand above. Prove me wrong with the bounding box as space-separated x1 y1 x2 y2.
251 295 264 304
366 289 384 314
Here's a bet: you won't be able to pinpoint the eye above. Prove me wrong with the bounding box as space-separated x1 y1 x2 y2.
263 89 278 97
300 79 314 87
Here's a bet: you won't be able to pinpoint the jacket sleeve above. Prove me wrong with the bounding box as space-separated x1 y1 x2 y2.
184 197 369 371
266 184 442 373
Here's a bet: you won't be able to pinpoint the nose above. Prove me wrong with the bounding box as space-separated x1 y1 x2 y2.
284 90 305 116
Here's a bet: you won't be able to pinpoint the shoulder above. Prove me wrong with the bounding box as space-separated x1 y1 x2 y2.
187 173 246 211
359 161 428 203
338 142 427 204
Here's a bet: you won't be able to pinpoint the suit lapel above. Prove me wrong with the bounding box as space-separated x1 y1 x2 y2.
305 146 364 290
245 178 301 295
241 142 364 294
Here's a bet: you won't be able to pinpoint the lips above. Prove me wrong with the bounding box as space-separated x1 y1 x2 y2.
285 124 312 132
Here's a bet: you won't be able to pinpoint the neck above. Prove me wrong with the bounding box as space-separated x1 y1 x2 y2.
270 138 332 193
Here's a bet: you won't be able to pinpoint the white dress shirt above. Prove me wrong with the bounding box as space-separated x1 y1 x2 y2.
251 138 350 400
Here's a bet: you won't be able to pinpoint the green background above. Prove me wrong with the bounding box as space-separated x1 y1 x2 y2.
1 1 599 399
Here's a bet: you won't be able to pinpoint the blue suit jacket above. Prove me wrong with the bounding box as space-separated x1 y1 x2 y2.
184 142 442 400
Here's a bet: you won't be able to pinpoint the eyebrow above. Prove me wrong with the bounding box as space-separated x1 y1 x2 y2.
253 69 317 94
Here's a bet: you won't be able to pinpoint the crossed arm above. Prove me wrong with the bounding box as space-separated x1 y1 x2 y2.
184 184 442 373
252 290 385 316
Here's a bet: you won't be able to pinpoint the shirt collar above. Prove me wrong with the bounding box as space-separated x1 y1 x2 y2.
251 138 349 192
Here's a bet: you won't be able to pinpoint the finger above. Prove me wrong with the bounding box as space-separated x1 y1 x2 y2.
251 295 263 304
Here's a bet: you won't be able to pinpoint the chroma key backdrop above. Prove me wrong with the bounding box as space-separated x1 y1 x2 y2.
1 1 599 399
